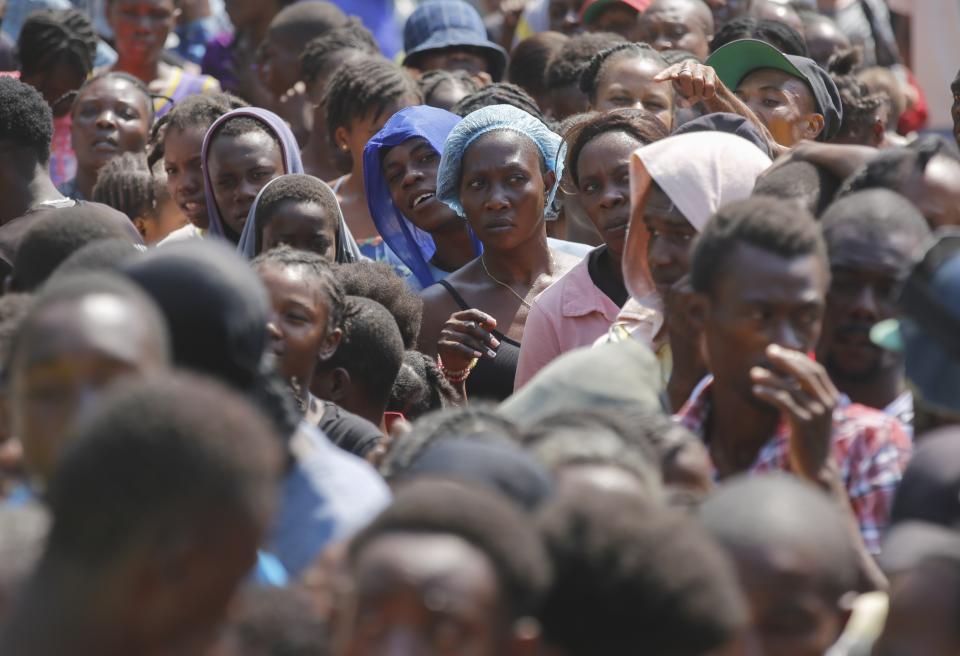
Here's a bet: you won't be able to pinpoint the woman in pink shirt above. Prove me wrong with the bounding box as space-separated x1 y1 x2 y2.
515 109 668 389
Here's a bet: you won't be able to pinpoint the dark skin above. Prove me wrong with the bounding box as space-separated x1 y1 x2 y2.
0 141 67 227
804 16 851 68
207 130 284 241
259 199 339 262
548 0 587 34
424 79 475 113
636 0 715 61
664 276 708 412
548 82 589 121
163 125 209 229
70 76 152 199
874 561 960 656
640 184 697 298
952 70 960 151
897 154 960 228
585 3 641 41
336 533 541 656
257 262 342 407
702 0 752 26
817 230 920 412
382 137 478 272
591 55 675 130
409 47 492 82
418 131 578 391
735 69 824 147
20 57 86 117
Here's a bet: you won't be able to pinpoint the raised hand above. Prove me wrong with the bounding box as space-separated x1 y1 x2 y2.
437 308 500 373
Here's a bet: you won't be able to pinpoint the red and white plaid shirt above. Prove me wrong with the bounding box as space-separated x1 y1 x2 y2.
676 377 913 555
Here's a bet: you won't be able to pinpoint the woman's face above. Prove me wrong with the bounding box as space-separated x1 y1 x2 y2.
593 56 674 131
642 183 697 296
259 263 337 389
458 130 554 251
383 137 460 234
71 76 151 172
207 129 284 238
336 95 419 175
576 130 643 260
108 0 177 66
260 199 338 262
164 125 209 229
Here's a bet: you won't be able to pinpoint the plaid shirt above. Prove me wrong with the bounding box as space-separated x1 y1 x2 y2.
677 377 913 555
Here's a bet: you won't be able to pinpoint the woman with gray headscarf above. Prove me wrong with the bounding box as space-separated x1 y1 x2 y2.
417 104 581 402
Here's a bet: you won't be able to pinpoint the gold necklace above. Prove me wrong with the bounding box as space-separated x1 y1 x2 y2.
481 256 532 308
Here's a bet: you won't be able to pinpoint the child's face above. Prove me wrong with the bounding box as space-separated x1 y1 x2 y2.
207 130 284 238
137 194 187 245
260 200 337 262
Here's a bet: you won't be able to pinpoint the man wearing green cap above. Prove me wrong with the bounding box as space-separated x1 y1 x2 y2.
706 38 843 147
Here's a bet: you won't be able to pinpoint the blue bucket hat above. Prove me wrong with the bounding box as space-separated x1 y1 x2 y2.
402 0 509 81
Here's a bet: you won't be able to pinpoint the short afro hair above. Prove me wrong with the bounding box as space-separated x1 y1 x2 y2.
752 160 841 217
17 8 97 80
209 115 282 151
508 31 569 102
348 478 552 620
334 260 423 348
690 197 827 296
251 174 342 256
11 204 136 292
820 189 930 252
450 82 546 122
300 19 379 86
387 350 457 420
223 587 330 656
45 373 283 568
564 109 669 187
0 77 54 163
838 135 958 199
709 16 809 56
47 238 142 281
545 32 626 90
318 296 404 410
537 488 748 656
252 244 346 335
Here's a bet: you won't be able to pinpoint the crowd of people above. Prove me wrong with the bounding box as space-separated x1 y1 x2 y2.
0 0 958 653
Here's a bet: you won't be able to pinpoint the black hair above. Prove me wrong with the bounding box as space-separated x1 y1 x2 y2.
579 42 670 105
91 152 162 222
709 16 809 56
17 8 97 79
348 479 551 620
224 587 330 656
267 1 347 42
0 77 54 164
838 136 959 198
689 196 827 296
11 206 134 292
334 261 423 349
300 18 380 85
0 294 34 385
149 92 247 166
251 174 342 255
72 71 156 127
545 32 626 90
826 49 887 144
753 160 841 216
252 244 346 334
417 69 481 108
537 488 748 656
318 296 404 411
508 31 569 102
820 189 931 250
659 49 700 66
44 373 282 568
450 82 546 122
564 108 669 187
387 350 457 420
48 238 142 280
209 115 282 152
323 56 420 151
378 404 520 480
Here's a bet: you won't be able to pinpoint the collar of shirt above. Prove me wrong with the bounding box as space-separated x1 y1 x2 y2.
557 256 623 321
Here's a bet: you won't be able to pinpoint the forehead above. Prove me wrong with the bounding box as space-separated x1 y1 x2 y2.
112 0 174 11
266 198 335 227
210 129 279 157
739 68 811 99
578 130 642 166
827 228 920 270
716 241 827 299
645 0 700 21
383 136 433 167
463 130 542 170
603 55 669 86
78 77 144 102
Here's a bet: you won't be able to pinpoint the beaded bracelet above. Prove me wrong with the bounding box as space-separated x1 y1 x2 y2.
436 354 479 384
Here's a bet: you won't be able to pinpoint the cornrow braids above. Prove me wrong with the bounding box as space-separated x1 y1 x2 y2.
451 82 545 122
252 245 346 335
148 92 247 167
827 49 886 143
322 56 421 150
545 32 625 90
91 152 159 222
17 8 98 79
564 109 669 187
300 19 380 85
579 42 669 104
417 69 481 108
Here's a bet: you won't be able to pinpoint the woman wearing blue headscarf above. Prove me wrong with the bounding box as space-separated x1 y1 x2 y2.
363 106 482 290
416 105 580 402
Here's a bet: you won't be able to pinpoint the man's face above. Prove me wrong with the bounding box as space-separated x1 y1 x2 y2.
636 0 714 61
736 69 823 147
817 230 918 385
698 242 829 408
549 0 586 34
874 561 960 656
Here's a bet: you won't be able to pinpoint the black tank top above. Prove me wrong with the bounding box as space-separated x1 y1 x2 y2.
439 280 521 401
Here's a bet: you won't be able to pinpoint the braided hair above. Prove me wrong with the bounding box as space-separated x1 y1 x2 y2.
564 109 669 187
451 82 545 122
300 19 380 86
709 16 808 56
148 92 247 167
417 69 481 109
17 8 98 80
91 152 161 222
545 32 626 91
322 56 420 155
579 42 670 106
827 48 886 145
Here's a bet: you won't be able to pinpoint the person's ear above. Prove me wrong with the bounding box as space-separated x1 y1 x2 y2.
132 216 150 242
334 125 351 154
317 327 343 362
802 113 826 141
542 169 556 200
330 367 351 404
685 290 710 334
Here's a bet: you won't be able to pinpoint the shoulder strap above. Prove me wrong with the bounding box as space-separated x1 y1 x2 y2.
438 279 470 310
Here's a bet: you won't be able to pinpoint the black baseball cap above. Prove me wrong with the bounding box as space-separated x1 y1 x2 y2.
706 39 843 141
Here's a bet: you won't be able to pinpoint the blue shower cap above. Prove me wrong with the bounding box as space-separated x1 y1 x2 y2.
436 104 566 219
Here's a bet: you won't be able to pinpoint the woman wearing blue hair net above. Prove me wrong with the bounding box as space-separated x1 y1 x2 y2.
416 105 581 401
